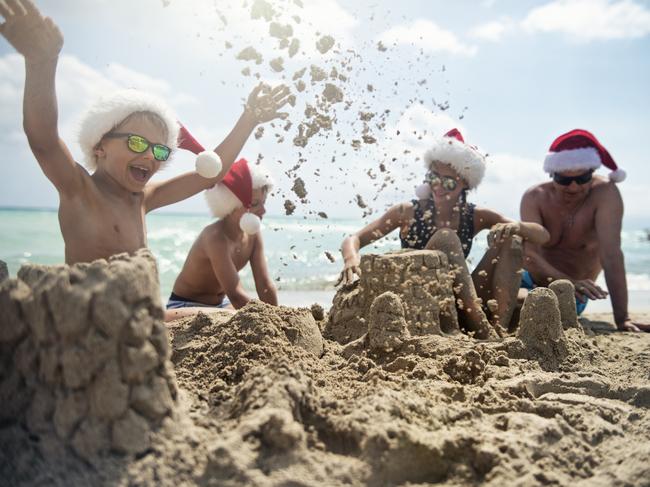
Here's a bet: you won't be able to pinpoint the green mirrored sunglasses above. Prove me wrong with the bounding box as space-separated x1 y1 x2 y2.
104 133 171 161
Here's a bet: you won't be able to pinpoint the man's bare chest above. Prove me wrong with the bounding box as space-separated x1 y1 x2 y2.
542 202 597 250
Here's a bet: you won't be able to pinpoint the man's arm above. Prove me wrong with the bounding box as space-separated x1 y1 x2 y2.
250 234 278 306
1 0 84 197
144 84 291 212
594 184 649 331
474 208 550 245
205 235 251 309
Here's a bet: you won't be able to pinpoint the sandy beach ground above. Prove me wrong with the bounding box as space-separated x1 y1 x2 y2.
1 252 649 486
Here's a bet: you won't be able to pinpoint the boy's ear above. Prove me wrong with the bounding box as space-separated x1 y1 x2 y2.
94 142 105 158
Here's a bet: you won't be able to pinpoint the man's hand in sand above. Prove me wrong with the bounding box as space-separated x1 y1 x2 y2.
487 222 520 248
618 319 650 333
337 256 361 287
572 278 608 302
245 83 292 123
0 0 62 63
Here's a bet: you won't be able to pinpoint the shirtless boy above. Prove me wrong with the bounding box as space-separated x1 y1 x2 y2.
0 0 290 264
521 128 650 332
165 158 276 321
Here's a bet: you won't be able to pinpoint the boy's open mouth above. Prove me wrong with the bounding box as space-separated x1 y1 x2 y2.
128 164 151 183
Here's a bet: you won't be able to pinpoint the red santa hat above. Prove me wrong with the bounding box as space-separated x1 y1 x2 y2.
78 89 221 178
177 125 223 178
416 128 486 198
543 129 625 183
205 158 274 234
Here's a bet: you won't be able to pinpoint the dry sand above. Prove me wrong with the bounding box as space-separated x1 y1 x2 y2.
1 252 649 486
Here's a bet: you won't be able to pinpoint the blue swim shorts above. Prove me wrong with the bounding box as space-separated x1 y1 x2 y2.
520 270 587 315
166 292 231 310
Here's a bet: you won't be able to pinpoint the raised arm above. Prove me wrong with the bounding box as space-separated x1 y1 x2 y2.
250 234 278 306
1 0 83 196
144 83 291 212
338 202 411 286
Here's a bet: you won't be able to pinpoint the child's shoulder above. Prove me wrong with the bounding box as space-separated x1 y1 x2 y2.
201 220 227 239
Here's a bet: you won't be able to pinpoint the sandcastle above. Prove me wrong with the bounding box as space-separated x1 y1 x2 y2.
325 250 460 344
549 279 581 330
508 281 580 370
0 250 176 461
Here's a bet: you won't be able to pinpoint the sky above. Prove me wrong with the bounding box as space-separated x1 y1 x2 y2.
1 0 649 228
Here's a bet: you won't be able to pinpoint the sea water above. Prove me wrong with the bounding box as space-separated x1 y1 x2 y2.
2 207 649 310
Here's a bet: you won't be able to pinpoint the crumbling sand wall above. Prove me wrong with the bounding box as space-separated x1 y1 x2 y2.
0 259 8 282
0 250 176 461
325 250 459 344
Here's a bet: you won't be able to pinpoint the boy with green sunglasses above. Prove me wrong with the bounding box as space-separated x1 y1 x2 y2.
102 133 173 162
1 0 291 265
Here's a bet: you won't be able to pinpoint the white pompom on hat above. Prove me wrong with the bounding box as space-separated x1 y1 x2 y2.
415 183 432 199
421 128 486 191
78 89 180 171
543 128 626 183
177 125 223 178
205 158 274 235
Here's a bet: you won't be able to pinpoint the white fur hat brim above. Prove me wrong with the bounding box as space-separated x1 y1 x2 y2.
205 164 275 218
543 147 601 174
423 138 486 189
77 89 179 171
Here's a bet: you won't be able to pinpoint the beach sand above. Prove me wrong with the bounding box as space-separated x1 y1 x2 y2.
1 252 649 486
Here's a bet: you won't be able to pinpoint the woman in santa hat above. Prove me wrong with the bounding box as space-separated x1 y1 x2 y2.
339 129 550 338
165 157 277 321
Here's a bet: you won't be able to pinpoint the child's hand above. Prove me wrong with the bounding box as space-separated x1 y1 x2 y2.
0 0 63 64
245 83 291 124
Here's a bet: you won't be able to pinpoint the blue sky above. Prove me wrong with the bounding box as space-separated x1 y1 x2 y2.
1 0 649 227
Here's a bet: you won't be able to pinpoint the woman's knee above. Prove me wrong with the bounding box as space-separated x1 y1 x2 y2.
427 228 463 257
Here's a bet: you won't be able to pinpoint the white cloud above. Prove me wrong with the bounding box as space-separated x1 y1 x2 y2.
469 19 514 42
522 0 650 42
0 52 205 166
474 152 546 218
378 19 477 56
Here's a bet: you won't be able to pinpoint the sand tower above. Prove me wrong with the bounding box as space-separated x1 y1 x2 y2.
0 250 176 461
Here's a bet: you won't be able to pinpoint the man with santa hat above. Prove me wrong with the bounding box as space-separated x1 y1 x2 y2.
520 129 649 332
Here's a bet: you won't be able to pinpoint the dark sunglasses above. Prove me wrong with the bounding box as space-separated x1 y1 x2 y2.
426 170 458 191
553 170 593 186
104 133 171 162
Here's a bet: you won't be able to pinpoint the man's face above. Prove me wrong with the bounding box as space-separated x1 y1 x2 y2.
95 115 167 192
552 169 594 200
